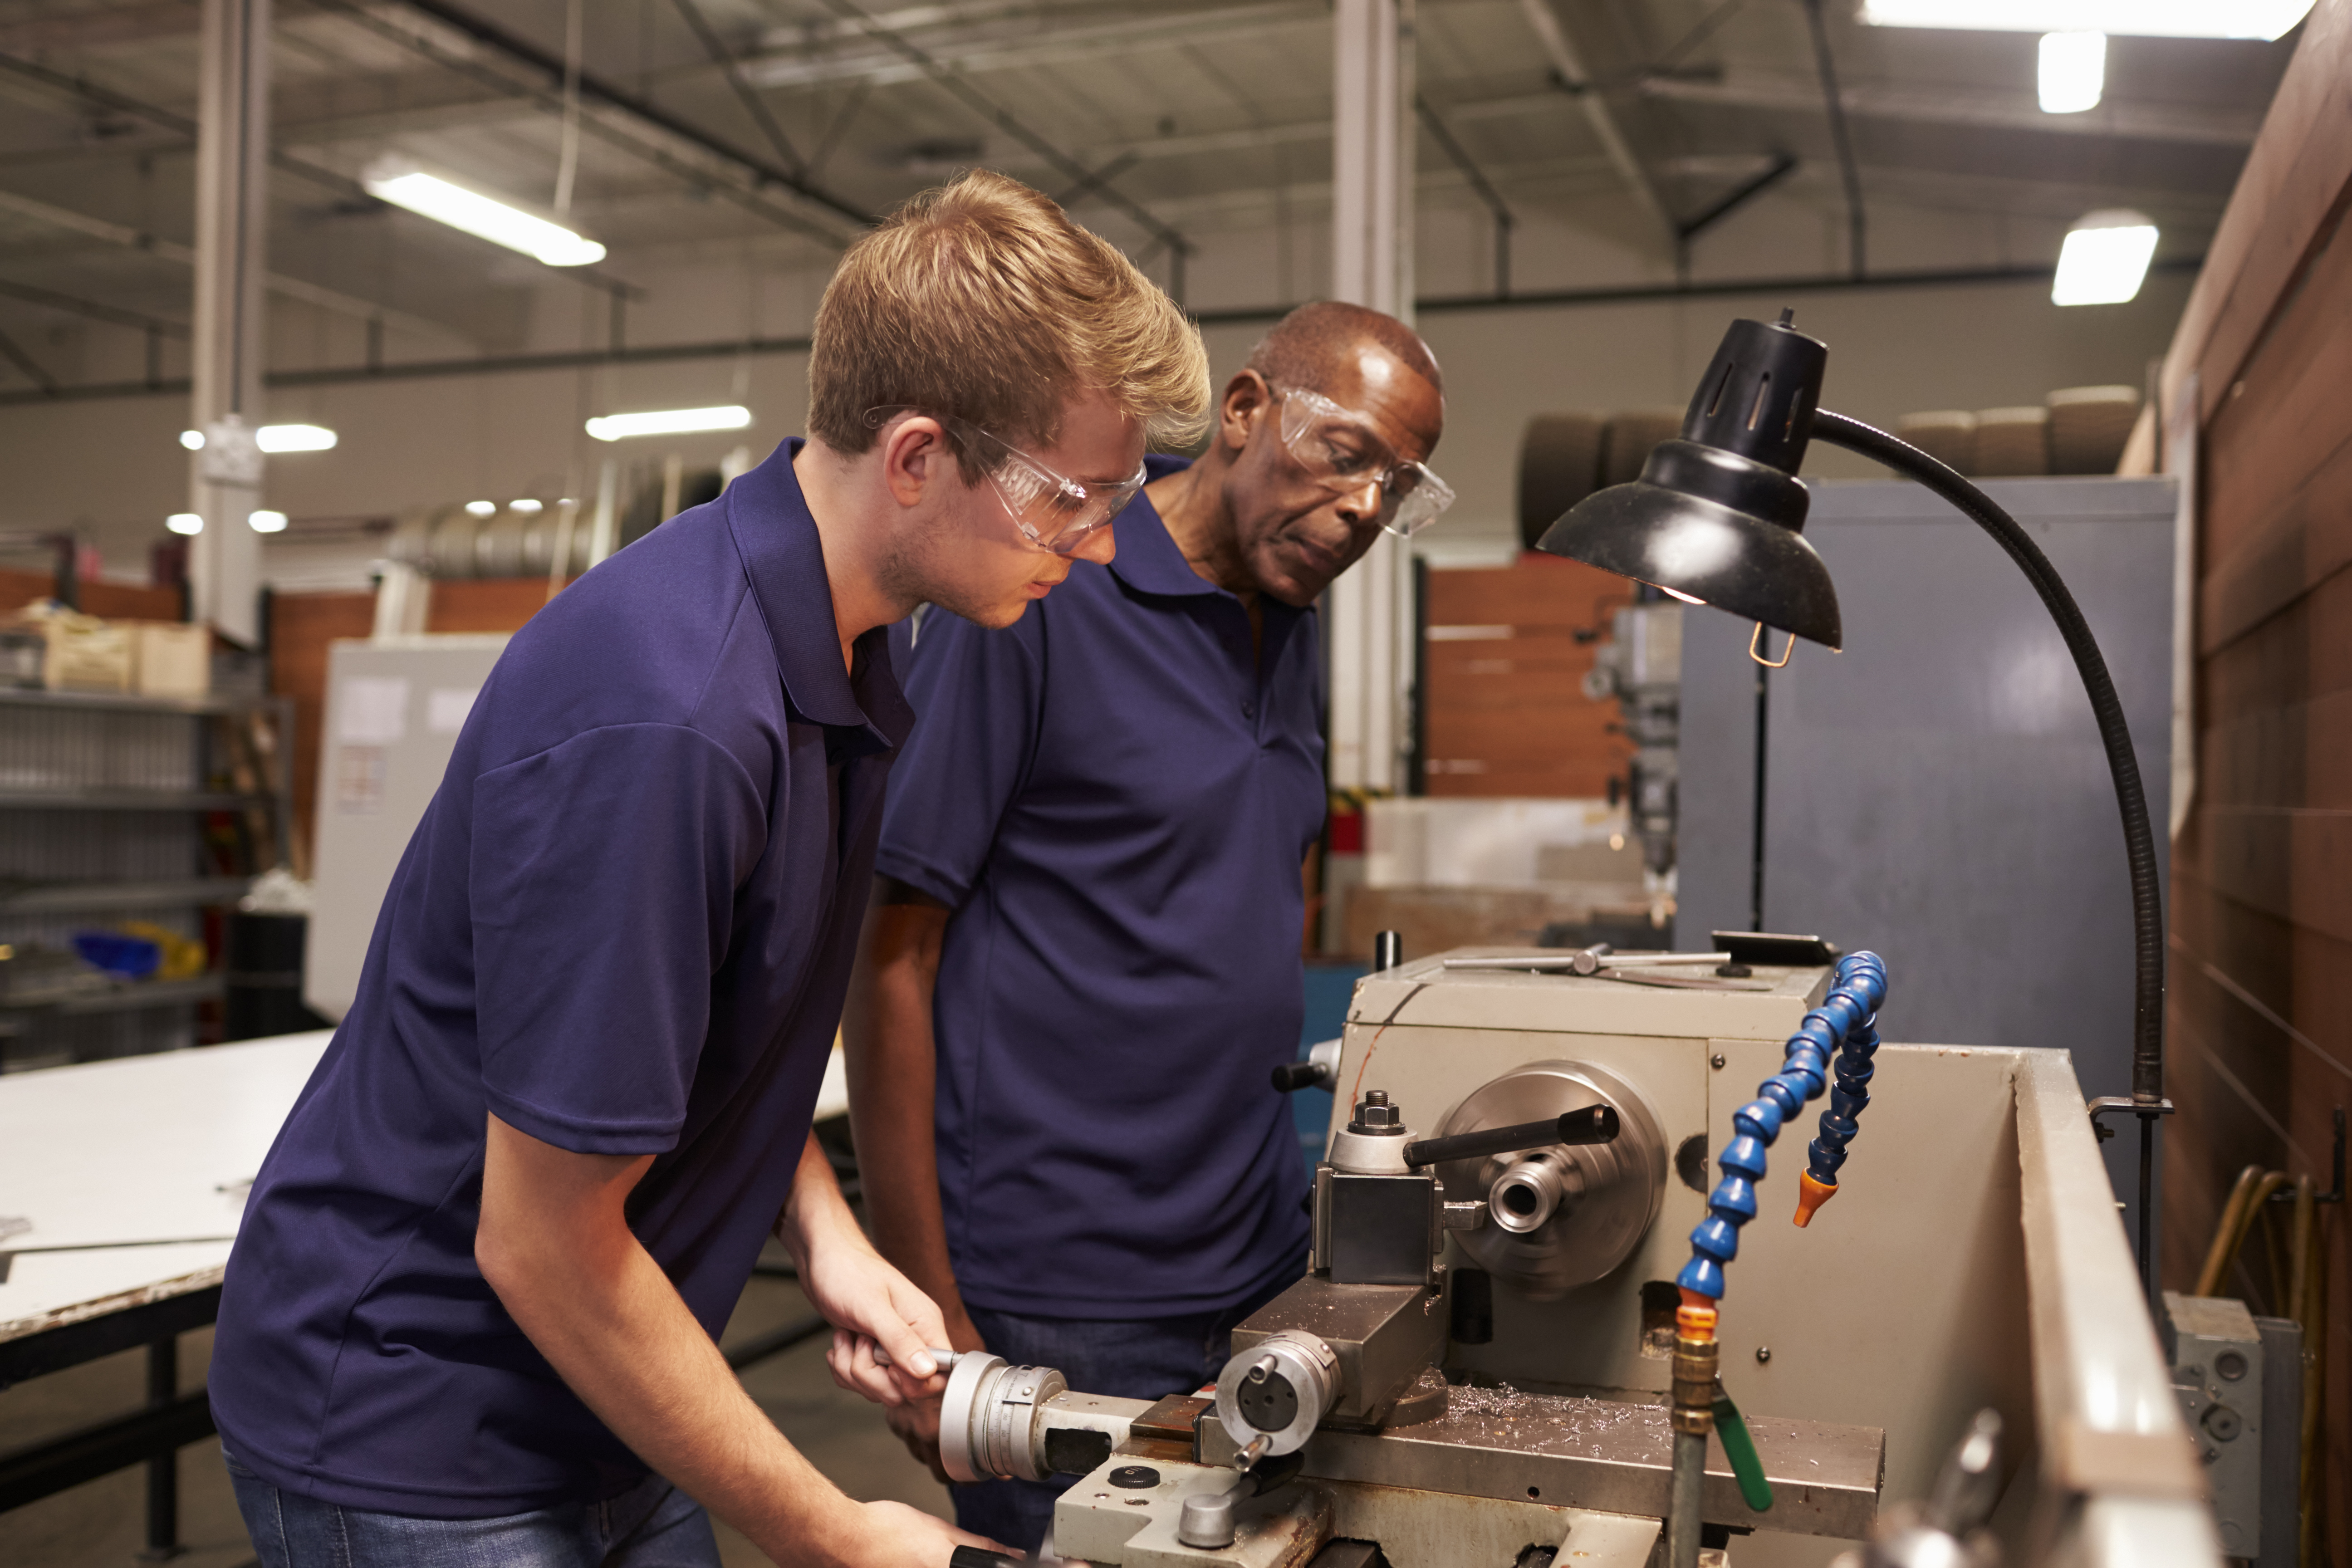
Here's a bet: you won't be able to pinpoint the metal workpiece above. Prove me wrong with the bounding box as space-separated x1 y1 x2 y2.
1487 1152 1573 1235
1054 1455 1333 1568
937 1352 1151 1484
1285 1383 1883 1540
1434 1061 1666 1300
1216 1332 1343 1459
1230 1275 1449 1427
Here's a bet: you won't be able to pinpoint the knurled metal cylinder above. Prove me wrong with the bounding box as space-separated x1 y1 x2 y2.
1671 1337 1718 1436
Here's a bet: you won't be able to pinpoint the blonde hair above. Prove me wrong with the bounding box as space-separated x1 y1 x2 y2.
808 169 1209 474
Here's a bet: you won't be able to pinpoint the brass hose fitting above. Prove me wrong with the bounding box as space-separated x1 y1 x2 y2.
1671 1336 1720 1436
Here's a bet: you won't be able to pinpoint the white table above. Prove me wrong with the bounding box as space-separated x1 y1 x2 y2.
0 1029 851 1547
0 1031 331 1344
0 1032 850 1340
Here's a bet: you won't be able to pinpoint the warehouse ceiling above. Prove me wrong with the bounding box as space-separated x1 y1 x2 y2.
0 0 2301 392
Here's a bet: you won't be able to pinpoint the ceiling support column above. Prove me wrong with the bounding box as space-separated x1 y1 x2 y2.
1327 0 1417 798
188 0 272 647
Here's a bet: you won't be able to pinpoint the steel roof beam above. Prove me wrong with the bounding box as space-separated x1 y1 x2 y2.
1640 70 2262 147
307 0 872 243
0 186 473 347
741 0 1324 90
1512 0 1677 248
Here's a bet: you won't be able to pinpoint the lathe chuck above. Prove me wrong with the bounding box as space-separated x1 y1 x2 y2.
1435 1060 1665 1299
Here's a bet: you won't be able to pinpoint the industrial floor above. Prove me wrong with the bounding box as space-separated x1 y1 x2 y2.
0 1254 951 1566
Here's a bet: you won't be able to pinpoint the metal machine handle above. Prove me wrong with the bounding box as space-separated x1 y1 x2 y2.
1272 1038 1343 1095
949 1549 1024 1568
1402 1105 1620 1168
1271 1060 1330 1093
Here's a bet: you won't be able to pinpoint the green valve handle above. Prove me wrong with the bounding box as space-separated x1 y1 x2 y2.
1712 1389 1774 1513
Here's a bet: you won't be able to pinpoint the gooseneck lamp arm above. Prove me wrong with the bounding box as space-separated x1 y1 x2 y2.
1533 314 2166 1296
1808 411 2170 1293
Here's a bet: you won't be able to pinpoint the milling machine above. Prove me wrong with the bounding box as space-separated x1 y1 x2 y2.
937 944 2220 1568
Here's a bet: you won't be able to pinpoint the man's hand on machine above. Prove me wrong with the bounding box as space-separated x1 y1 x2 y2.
883 1293 988 1483
802 1230 956 1406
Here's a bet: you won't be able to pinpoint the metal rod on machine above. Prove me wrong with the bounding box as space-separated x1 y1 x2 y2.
1401 1106 1620 1168
1668 1429 1706 1568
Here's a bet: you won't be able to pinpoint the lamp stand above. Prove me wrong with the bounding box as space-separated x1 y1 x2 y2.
1810 412 2171 1300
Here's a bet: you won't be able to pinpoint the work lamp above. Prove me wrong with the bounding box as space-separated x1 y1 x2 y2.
1533 312 2171 1293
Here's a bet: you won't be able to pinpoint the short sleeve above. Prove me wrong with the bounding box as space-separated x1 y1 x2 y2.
470 724 767 1154
876 608 1044 909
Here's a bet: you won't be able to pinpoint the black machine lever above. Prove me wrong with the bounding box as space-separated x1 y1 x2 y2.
949 1548 1025 1568
1271 1060 1330 1092
1402 1106 1619 1169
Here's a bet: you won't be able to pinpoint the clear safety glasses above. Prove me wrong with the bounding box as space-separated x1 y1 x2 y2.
1272 385 1455 537
865 407 1148 555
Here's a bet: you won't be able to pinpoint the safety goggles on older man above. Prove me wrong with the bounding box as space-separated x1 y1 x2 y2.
866 406 1148 556
1270 384 1455 538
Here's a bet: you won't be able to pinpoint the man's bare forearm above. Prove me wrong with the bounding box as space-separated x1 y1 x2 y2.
477 1117 867 1565
843 886 979 1348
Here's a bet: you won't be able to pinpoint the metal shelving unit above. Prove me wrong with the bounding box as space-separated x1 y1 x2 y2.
0 683 293 1070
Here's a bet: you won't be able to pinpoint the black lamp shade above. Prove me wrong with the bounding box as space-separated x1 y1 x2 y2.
1534 317 1845 651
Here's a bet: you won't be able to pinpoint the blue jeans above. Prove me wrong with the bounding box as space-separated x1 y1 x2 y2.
955 1281 1290 1555
225 1449 721 1568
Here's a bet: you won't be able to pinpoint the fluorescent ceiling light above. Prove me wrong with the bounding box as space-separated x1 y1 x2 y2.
511 498 544 513
1860 0 2314 39
257 423 337 453
465 500 498 517
167 512 203 535
181 423 339 453
248 510 289 534
362 157 606 267
2039 32 2105 113
2053 210 2159 305
585 405 754 441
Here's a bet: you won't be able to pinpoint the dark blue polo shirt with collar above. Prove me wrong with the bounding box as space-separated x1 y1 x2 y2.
211 439 911 1517
879 456 1320 1318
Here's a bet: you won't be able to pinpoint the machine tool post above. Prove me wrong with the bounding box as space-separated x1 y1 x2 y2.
1679 953 1887 1300
1668 1303 1720 1568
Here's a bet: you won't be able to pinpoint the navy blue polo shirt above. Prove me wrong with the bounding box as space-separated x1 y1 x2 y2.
212 440 911 1516
879 456 1320 1318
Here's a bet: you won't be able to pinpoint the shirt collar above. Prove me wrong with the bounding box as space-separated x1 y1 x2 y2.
1107 455 1223 600
723 438 915 751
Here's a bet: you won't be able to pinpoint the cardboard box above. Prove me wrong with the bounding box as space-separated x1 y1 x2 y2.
131 622 211 698
41 616 132 692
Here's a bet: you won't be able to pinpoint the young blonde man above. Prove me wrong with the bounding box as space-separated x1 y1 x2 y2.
211 171 1207 1568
